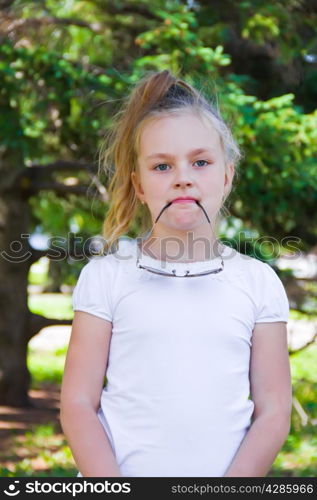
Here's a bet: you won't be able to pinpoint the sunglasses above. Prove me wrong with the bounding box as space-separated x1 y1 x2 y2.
136 200 224 278
136 257 224 278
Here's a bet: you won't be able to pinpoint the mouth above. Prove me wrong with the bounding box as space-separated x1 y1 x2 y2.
154 199 209 224
171 197 198 204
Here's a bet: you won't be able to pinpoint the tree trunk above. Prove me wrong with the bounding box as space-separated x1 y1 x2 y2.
44 258 62 293
0 152 89 406
0 190 33 406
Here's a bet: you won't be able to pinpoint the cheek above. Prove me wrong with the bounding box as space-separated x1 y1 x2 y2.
202 173 224 193
144 176 167 196
146 184 162 199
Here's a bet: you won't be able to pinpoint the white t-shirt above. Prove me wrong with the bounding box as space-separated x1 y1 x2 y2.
72 237 289 477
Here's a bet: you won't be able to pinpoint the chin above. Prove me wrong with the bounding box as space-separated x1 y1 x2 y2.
169 220 202 232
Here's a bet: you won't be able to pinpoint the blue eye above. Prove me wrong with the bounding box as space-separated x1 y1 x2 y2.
195 160 209 167
153 160 210 171
153 164 170 171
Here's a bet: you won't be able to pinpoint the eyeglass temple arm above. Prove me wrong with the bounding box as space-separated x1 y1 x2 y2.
154 201 172 224
154 200 211 224
195 200 211 223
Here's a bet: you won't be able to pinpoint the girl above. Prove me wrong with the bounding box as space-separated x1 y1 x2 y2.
60 70 292 477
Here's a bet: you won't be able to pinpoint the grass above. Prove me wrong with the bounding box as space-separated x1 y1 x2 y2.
0 423 77 477
28 257 49 285
270 343 317 477
1 343 77 477
27 291 72 388
28 256 73 320
28 293 73 320
27 346 68 388
282 304 316 473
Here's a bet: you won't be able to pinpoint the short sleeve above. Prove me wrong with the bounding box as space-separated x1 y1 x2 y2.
72 258 113 322
255 262 290 323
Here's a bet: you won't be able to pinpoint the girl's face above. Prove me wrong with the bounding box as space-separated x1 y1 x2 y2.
131 112 234 237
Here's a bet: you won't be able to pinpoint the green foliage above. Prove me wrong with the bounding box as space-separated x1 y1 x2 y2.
242 13 280 43
1 0 316 478
0 39 115 162
134 4 231 74
28 293 73 320
222 87 317 238
27 347 67 387
1 0 316 257
291 345 317 384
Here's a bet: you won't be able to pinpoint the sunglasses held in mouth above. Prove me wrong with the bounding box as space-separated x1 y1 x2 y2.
136 200 224 278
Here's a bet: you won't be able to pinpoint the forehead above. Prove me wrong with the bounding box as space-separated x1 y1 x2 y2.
138 112 222 159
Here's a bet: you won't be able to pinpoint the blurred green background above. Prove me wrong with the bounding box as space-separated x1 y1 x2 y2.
0 0 316 477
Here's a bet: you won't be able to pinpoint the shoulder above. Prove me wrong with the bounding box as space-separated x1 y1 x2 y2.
75 236 138 283
225 248 290 323
78 249 119 275
223 244 281 282
221 244 257 278
72 251 118 321
245 253 285 288
73 252 119 296
222 245 288 305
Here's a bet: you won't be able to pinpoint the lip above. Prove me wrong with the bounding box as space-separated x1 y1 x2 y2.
171 197 198 204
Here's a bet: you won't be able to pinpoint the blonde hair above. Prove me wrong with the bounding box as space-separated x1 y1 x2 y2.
99 70 242 252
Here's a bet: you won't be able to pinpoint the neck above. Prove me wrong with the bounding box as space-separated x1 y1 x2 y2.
139 223 222 263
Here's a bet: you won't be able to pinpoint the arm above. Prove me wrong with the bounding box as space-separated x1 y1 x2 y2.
224 321 292 477
60 311 121 477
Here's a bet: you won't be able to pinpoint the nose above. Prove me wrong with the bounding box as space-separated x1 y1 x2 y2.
173 165 194 188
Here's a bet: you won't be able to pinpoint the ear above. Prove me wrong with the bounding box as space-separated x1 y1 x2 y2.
131 170 145 203
224 162 235 196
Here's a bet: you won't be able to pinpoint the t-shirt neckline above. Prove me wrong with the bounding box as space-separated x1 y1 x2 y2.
134 237 229 274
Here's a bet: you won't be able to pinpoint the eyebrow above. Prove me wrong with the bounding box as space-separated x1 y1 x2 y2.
145 148 215 160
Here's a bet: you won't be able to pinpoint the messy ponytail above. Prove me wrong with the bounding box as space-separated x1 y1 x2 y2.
99 70 242 252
